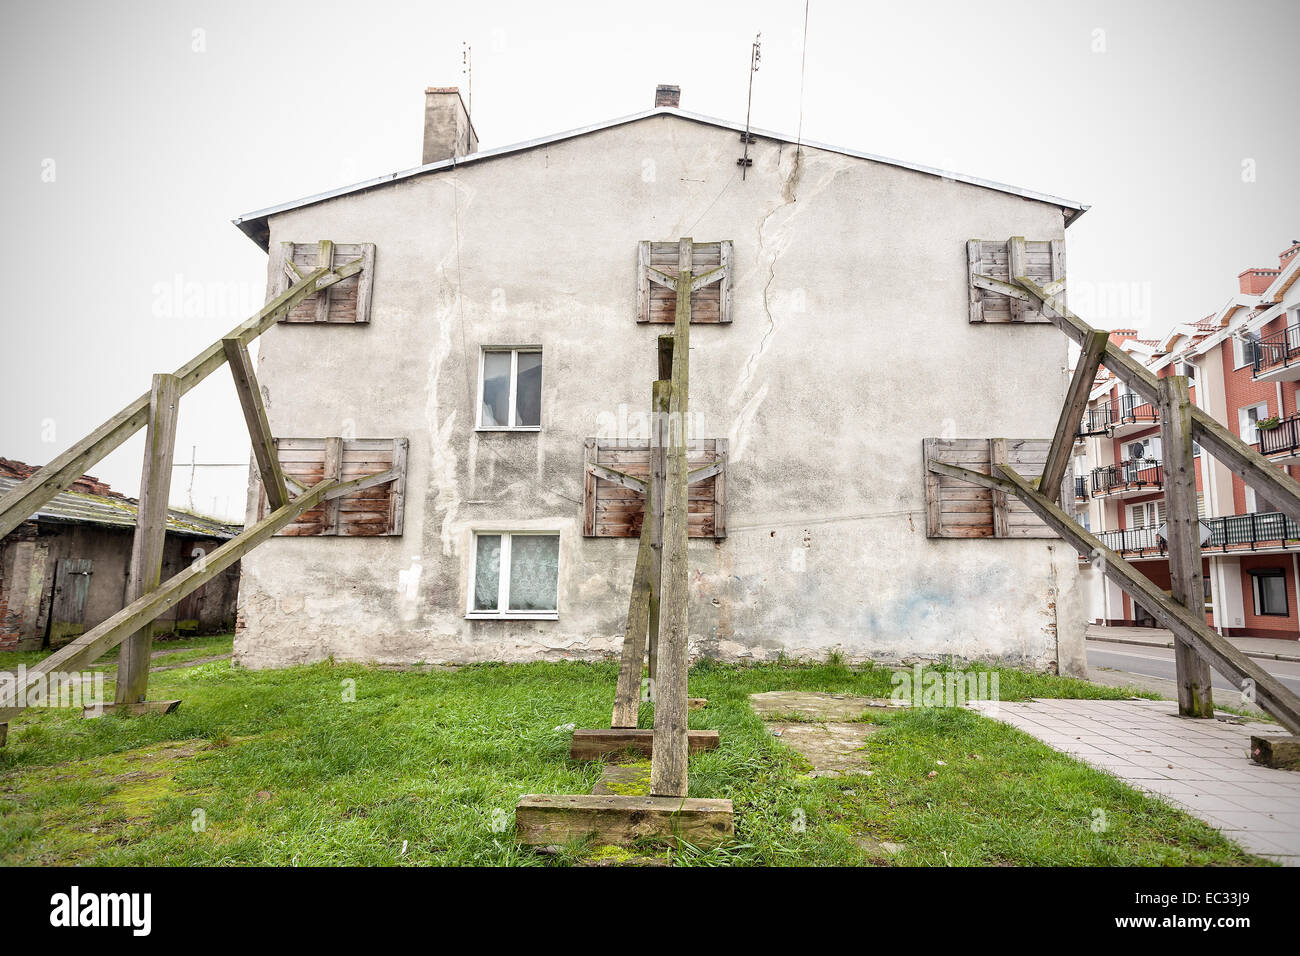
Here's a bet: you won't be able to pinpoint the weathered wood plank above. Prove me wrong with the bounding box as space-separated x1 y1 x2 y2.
223 337 288 510
1250 735 1300 770
569 728 721 760
1160 375 1215 718
1041 329 1107 504
651 238 694 798
515 793 734 847
115 374 181 707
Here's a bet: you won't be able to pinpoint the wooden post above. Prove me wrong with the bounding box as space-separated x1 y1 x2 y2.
989 438 1009 538
651 238 694 798
610 383 660 728
1041 329 1108 503
115 373 181 706
1159 375 1215 718
647 380 670 697
223 337 289 510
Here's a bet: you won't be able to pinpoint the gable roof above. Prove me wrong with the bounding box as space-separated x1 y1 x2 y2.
232 106 1090 250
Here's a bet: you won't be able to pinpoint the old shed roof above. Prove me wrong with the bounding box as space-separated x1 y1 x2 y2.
233 106 1089 249
0 475 240 540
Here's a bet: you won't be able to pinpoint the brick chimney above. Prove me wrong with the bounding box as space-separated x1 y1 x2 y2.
1280 240 1300 270
423 87 478 165
655 84 681 108
1239 267 1281 295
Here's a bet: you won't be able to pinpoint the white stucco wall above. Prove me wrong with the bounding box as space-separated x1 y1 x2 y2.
234 113 1085 673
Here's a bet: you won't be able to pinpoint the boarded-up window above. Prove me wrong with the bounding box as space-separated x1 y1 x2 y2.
637 240 733 324
583 438 727 539
923 438 1057 539
269 241 376 324
966 239 1064 324
257 437 408 536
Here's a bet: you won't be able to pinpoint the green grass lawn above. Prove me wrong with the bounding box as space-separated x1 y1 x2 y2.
0 638 1266 866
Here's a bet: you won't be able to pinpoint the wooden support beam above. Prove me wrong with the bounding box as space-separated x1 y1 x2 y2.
686 460 725 484
223 337 289 510
1007 237 1028 321
1040 329 1108 503
611 384 662 728
1160 375 1215 718
0 476 348 723
0 257 362 539
647 380 670 699
958 461 1300 733
87 700 181 719
1250 735 1300 770
989 438 1009 537
314 240 334 323
1013 273 1300 528
321 437 343 535
115 374 181 707
651 238 694 799
570 728 720 761
587 463 647 495
689 266 725 293
515 793 734 848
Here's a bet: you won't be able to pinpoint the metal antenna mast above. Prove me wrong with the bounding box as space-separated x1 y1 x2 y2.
737 33 760 180
462 41 472 117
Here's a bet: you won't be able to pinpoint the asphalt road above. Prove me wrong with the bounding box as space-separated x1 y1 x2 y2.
1086 640 1300 697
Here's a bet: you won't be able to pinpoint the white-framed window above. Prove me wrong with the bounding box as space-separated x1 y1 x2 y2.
467 531 560 619
1233 332 1260 369
1245 486 1258 514
1239 402 1269 444
1127 500 1166 529
1250 568 1289 617
477 347 542 430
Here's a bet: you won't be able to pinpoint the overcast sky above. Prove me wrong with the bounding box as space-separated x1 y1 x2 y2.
1 0 1297 517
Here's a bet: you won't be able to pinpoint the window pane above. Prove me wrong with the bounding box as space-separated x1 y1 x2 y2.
481 352 511 426
515 351 542 427
473 535 502 611
1260 573 1287 615
508 534 559 611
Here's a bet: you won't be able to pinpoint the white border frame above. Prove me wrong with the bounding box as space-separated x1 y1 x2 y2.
466 530 560 620
476 346 543 431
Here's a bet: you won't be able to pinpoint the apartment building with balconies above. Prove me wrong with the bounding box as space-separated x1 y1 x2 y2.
1076 240 1300 639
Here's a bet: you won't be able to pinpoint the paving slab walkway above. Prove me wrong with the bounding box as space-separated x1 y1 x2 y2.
968 697 1300 865
749 691 902 778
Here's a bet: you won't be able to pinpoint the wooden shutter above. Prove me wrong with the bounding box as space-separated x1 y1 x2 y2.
966 238 1064 323
259 437 408 536
923 438 1057 538
583 438 727 539
269 241 376 324
637 240 732 324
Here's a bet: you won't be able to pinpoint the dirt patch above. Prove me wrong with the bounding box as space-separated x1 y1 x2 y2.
748 690 903 721
767 721 878 777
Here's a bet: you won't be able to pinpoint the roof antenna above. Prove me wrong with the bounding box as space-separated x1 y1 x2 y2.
737 32 760 180
462 41 472 118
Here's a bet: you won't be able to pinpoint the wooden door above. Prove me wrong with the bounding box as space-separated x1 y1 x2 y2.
47 558 93 648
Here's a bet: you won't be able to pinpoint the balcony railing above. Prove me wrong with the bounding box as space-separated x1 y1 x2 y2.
1257 412 1300 458
1078 405 1113 437
1074 476 1087 500
1096 511 1300 557
1116 392 1159 427
1090 459 1163 496
1252 323 1300 377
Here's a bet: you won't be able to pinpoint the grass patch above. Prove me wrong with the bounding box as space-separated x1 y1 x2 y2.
0 644 1263 866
